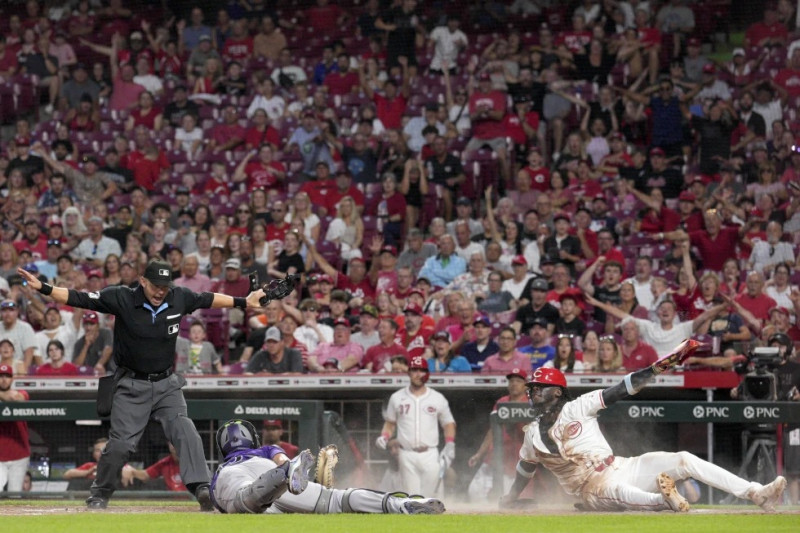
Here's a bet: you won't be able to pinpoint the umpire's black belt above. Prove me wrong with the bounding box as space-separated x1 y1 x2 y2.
125 368 173 382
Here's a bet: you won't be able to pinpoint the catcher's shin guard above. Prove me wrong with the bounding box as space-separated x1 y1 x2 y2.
233 468 289 513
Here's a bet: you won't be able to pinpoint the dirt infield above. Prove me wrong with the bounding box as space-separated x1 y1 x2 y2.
1 500 798 516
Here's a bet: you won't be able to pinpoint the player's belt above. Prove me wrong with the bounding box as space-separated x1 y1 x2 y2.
126 368 173 382
401 445 430 453
593 455 615 472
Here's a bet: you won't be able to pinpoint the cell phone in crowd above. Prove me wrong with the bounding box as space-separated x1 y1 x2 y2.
249 272 260 293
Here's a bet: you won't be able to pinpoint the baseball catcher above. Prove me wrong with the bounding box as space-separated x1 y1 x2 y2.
209 419 445 514
500 339 787 512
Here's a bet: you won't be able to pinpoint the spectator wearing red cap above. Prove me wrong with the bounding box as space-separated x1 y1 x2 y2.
362 317 408 373
308 318 363 373
464 71 510 188
72 311 113 375
676 191 704 232
260 420 299 459
0 362 30 492
681 37 710 84
502 255 534 301
397 302 434 361
369 242 400 295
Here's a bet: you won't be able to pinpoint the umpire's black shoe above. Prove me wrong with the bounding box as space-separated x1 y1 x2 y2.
196 485 214 512
86 496 109 510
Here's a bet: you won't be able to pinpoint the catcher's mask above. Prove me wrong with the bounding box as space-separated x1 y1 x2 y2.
525 367 567 403
216 419 260 457
768 332 794 358
408 355 429 383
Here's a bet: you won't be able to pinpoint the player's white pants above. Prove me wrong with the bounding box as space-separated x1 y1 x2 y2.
468 463 514 502
581 451 761 511
397 448 439 496
0 456 30 492
213 457 411 514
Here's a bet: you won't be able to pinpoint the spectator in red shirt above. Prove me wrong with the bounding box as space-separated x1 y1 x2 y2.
518 148 550 192
503 97 539 158
221 19 253 64
775 42 800 98
556 13 592 54
619 320 659 370
360 58 410 130
303 0 349 34
125 91 163 132
744 4 788 48
362 318 409 373
13 220 48 260
324 170 366 217
735 271 777 323
299 161 336 208
35 340 79 376
0 35 19 79
127 128 169 191
464 72 510 186
122 442 186 492
234 144 287 192
0 363 29 493
397 302 433 361
244 108 281 151
107 35 145 111
208 104 246 153
260 420 299 459
324 54 361 96
664 210 750 272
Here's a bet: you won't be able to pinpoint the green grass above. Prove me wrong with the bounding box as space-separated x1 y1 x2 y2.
1 502 798 533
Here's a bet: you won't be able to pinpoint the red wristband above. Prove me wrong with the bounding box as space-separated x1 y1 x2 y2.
445 437 455 443
381 432 391 440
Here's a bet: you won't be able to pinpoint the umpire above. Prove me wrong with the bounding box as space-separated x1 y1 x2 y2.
17 260 266 511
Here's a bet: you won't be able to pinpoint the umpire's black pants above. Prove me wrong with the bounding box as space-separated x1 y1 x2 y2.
91 372 209 498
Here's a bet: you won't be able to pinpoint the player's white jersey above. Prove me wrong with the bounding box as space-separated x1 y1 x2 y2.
385 386 455 450
519 390 616 495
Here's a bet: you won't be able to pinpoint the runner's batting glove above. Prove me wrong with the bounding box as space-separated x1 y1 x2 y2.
375 434 389 450
439 441 455 469
652 339 702 374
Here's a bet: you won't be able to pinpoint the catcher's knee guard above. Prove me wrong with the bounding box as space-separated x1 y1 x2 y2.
234 467 289 513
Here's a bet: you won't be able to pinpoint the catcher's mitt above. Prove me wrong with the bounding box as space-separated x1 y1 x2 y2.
260 273 302 306
315 444 339 489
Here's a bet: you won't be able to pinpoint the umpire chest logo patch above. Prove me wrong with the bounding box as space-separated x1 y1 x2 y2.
168 324 179 335
566 421 582 439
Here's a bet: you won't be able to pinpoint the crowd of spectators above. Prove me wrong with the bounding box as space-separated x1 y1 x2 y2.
1 0 800 377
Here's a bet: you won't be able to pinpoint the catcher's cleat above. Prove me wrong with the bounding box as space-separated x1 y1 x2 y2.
260 274 301 306
657 472 690 512
287 449 315 495
315 444 339 488
749 476 786 512
402 497 446 515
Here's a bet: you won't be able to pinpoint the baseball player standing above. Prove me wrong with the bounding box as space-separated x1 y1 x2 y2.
0 363 29 493
17 260 267 510
376 356 456 496
501 340 787 512
210 419 445 514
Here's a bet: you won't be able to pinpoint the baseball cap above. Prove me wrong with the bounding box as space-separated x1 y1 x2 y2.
0 363 12 377
609 132 625 142
404 302 423 316
592 193 607 203
333 317 351 328
0 300 18 309
558 290 581 304
456 196 472 206
769 306 790 317
511 255 528 266
530 317 549 329
88 269 104 279
530 278 549 292
264 326 282 342
361 304 379 318
317 273 334 285
473 316 491 327
23 262 38 273
130 31 144 41
263 419 283 428
678 191 696 202
732 47 745 57
349 257 366 265
48 217 63 228
649 147 666 157
553 212 570 224
477 72 491 81
416 276 431 286
178 207 194 218
224 258 241 270
199 34 212 42
83 311 99 324
176 186 191 195
408 289 426 300
702 63 716 75
506 368 527 381
82 155 99 165
330 289 349 303
432 331 451 343
380 245 398 256
687 37 701 47
752 142 768 152
143 260 174 287
540 254 557 266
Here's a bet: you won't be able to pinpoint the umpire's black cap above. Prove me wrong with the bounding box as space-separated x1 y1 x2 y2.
143 260 173 288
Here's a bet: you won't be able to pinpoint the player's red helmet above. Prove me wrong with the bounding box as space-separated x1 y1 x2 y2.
527 367 567 388
408 355 429 382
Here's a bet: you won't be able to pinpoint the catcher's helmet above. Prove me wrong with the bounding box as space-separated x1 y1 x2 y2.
527 367 567 388
768 332 794 357
216 419 260 457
